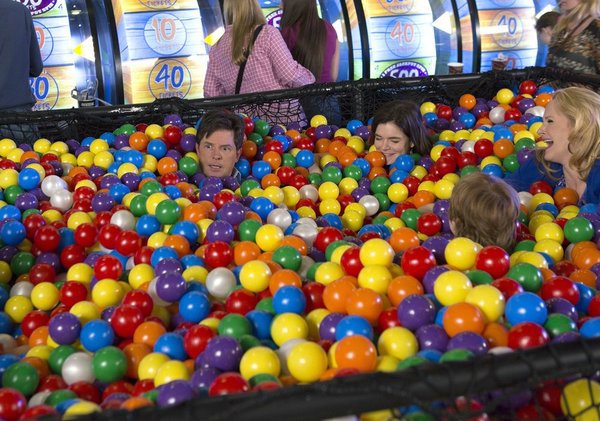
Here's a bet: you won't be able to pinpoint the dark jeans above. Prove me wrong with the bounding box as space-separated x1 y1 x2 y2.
0 104 40 145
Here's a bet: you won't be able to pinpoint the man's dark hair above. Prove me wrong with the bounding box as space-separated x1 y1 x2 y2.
196 109 245 150
535 11 560 31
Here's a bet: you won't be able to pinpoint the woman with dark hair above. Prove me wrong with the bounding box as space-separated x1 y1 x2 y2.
279 0 341 125
279 0 340 83
370 100 433 166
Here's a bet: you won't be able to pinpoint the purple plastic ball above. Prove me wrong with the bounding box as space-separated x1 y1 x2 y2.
319 312 346 341
447 331 489 355
155 273 187 302
397 294 436 331
422 266 450 295
416 324 449 352
157 380 195 408
155 258 183 276
180 134 197 153
48 312 81 345
191 366 221 390
354 125 370 141
218 201 247 226
91 192 116 213
164 114 183 126
546 297 578 322
15 193 38 211
422 236 450 265
205 220 235 244
202 336 243 371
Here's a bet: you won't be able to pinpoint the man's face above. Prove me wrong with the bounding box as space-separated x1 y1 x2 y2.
196 129 241 178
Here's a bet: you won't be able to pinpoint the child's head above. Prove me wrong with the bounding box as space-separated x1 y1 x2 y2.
369 100 432 166
535 11 560 44
449 172 520 251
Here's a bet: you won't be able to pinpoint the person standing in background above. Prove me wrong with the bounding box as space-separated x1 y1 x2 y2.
203 0 315 126
536 11 560 46
0 0 43 143
279 0 341 126
546 0 600 74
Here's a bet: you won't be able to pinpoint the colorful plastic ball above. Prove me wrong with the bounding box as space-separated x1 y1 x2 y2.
0 388 27 421
203 336 243 372
445 237 480 271
255 224 284 252
359 238 394 267
156 379 194 408
270 313 308 346
80 320 114 352
475 246 510 279
563 217 594 243
433 270 473 306
239 346 281 380
464 285 505 323
154 360 190 387
92 346 127 383
61 352 95 385
178 291 211 323
505 292 548 326
240 261 272 293
442 302 485 337
286 341 328 383
48 312 81 345
272 286 306 315
2 362 39 397
506 263 543 292
334 315 373 341
205 267 237 300
377 326 418 360
397 294 436 331
401 246 437 280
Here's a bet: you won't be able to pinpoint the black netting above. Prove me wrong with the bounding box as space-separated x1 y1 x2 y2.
2 67 600 145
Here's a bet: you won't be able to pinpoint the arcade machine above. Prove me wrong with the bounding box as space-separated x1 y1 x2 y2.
255 0 351 81
24 0 98 110
352 0 460 78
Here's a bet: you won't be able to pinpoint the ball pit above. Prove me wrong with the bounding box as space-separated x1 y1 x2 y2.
0 81 599 419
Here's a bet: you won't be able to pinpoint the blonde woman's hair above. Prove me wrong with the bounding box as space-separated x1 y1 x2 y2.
223 0 267 65
537 86 600 181
449 172 520 251
556 0 600 33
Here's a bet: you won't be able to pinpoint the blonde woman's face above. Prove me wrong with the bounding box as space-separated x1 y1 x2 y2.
538 100 574 164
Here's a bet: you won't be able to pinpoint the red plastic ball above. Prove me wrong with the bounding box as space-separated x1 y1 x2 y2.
208 373 250 396
37 375 67 392
475 246 510 279
416 213 442 236
20 310 50 337
98 224 122 250
23 214 46 241
225 289 258 315
539 276 580 305
203 241 233 268
163 125 182 145
491 277 524 301
69 381 102 403
377 307 401 333
0 388 27 421
457 151 478 169
473 139 494 159
134 246 155 265
519 80 538 96
122 290 154 318
302 281 325 312
74 223 97 248
33 225 60 252
115 230 142 257
60 245 86 269
111 305 144 338
507 322 549 350
401 246 437 280
184 325 216 359
29 263 56 285
529 180 553 196
340 247 364 277
313 227 344 253
94 255 124 281
59 281 88 309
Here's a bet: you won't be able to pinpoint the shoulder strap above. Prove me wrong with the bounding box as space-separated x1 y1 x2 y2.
235 25 264 95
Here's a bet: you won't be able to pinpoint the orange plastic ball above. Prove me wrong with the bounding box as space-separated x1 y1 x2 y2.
123 343 152 379
442 302 486 337
365 151 386 168
387 275 424 307
263 151 282 170
411 191 436 208
569 269 597 288
315 139 331 154
368 167 388 180
234 241 262 266
483 322 509 348
553 188 579 209
345 288 384 324
163 235 191 258
389 227 420 253
261 173 281 188
157 157 178 175
269 269 303 295
459 94 477 110
535 93 553 107
129 132 150 151
133 321 167 347
492 138 515 159
335 335 378 373
323 277 357 313
242 140 258 159
280 236 309 256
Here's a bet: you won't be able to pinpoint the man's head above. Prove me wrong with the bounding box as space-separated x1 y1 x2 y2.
535 11 560 44
449 172 520 252
195 110 244 178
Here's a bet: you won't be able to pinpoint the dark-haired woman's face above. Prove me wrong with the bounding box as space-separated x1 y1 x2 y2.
373 122 410 165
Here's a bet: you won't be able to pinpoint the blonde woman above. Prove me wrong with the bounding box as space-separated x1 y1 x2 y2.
505 87 600 204
204 0 315 97
547 0 600 74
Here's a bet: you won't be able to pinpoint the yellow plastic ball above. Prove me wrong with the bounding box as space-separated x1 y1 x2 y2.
49 141 69 155
430 144 446 162
517 251 549 269
434 270 473 306
377 326 418 360
240 346 281 380
439 130 456 142
296 206 317 219
0 139 17 157
305 308 330 340
271 313 308 346
66 263 94 284
420 102 436 115
410 165 428 179
90 139 109 154
345 203 367 218
5 295 33 323
146 193 170 215
387 183 409 203
310 115 328 127
128 264 155 289
342 210 364 232
263 186 284 205
357 265 392 295
347 136 365 154
145 124 164 140
143 155 158 172
93 150 114 170
315 262 345 285
286 341 328 383
496 88 514 104
117 162 139 178
30 282 60 311
64 401 101 419
33 138 51 154
0 169 18 189
67 211 93 231
534 222 565 243
319 198 341 216
182 266 208 284
338 177 359 195
533 239 564 263
70 301 100 326
239 260 272 292
445 237 480 271
76 151 95 168
282 186 300 208
318 181 340 200
91 279 125 309
360 238 394 266
434 179 455 199
255 224 284 252
334 128 351 139
0 261 12 284
154 360 190 387
138 353 170 381
464 285 505 322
